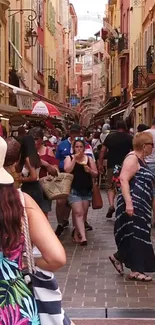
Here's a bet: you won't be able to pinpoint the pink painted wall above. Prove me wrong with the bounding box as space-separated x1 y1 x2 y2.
120 0 130 34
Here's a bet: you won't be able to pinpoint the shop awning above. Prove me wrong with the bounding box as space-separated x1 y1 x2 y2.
0 80 33 111
123 100 134 119
94 96 121 122
0 81 78 119
133 82 155 108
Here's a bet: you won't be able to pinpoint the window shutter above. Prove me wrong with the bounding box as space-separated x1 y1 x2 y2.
51 58 53 76
15 22 20 69
50 3 52 32
37 42 40 71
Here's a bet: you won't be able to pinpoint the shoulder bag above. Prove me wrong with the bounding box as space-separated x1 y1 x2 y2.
92 180 103 210
20 191 71 325
39 171 74 200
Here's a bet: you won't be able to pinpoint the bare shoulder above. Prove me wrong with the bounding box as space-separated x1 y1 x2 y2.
23 192 38 210
123 153 139 169
88 156 94 163
124 153 138 163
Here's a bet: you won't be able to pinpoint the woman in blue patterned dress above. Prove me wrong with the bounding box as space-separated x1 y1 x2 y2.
0 136 66 323
109 132 155 281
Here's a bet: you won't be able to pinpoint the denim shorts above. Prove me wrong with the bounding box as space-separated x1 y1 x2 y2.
147 163 155 197
68 188 92 205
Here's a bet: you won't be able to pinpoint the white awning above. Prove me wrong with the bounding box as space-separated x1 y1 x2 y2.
111 109 125 118
123 100 134 120
0 81 33 110
0 81 32 96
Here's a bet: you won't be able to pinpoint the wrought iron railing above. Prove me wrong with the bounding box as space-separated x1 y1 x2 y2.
146 45 155 73
133 66 147 89
118 33 129 54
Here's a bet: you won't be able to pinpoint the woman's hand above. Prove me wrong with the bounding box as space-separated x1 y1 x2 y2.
74 152 83 160
84 165 91 173
126 201 134 216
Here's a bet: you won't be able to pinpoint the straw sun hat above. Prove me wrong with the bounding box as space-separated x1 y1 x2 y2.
0 137 14 184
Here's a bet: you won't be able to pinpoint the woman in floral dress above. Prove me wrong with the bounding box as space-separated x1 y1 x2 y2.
0 136 66 324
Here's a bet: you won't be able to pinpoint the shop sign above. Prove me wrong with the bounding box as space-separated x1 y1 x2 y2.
16 93 32 110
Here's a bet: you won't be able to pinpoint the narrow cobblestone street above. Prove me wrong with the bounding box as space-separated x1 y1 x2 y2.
50 192 155 318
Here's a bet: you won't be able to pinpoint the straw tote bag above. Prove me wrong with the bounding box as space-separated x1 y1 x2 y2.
39 172 74 200
20 192 71 325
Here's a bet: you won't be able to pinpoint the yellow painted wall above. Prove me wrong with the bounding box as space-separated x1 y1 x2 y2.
44 0 57 99
108 0 121 97
129 0 143 88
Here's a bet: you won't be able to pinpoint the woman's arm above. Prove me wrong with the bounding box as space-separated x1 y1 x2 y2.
24 193 66 271
64 155 76 173
85 157 98 178
21 158 38 182
40 159 58 176
120 155 139 215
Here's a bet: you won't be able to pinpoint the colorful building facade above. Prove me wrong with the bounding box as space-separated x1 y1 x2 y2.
0 0 10 105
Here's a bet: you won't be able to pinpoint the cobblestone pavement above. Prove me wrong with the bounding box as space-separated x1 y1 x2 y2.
73 320 155 325
50 192 155 311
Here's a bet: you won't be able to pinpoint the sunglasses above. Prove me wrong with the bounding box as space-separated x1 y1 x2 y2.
75 137 84 141
144 142 154 147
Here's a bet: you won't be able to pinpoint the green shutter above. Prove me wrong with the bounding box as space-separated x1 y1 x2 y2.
15 22 20 69
47 0 50 28
51 7 55 36
51 58 53 75
11 16 15 67
50 3 52 33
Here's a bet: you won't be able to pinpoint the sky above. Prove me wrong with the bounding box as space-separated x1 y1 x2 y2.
70 0 107 39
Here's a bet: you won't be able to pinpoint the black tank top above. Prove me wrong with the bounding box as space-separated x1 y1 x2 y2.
70 156 93 195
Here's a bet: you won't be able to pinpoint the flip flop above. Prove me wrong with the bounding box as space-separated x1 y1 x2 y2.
109 255 124 275
127 273 152 282
71 228 81 243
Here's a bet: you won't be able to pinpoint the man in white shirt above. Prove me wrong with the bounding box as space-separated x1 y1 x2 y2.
145 118 155 224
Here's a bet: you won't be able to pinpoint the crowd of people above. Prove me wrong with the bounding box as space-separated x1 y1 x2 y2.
0 117 155 323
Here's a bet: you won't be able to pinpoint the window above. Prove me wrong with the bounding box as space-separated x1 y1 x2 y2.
37 42 44 74
15 22 20 70
83 55 92 69
37 0 43 28
50 58 53 75
54 61 56 76
93 53 98 65
144 30 148 65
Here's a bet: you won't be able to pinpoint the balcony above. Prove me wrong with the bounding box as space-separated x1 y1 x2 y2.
48 76 58 93
132 66 148 96
146 45 155 85
118 33 129 58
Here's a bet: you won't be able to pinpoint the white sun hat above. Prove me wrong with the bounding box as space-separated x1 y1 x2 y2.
0 137 14 184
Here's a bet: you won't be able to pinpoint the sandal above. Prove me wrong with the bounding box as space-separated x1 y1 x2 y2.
128 273 152 282
109 255 124 275
71 228 81 243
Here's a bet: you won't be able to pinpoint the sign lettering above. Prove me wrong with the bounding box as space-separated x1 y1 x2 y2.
16 94 32 110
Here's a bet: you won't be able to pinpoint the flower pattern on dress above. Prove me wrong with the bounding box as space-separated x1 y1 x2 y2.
0 237 41 325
